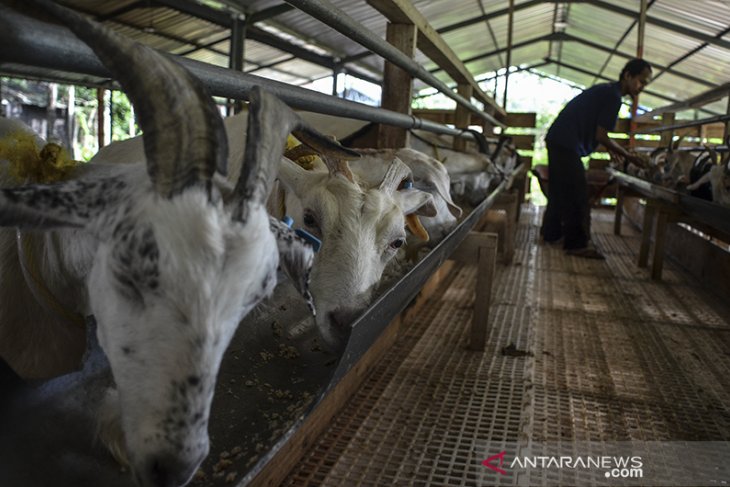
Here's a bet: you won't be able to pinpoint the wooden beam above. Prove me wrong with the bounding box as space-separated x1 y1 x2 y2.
366 0 505 117
505 134 535 150
503 112 536 128
377 22 417 148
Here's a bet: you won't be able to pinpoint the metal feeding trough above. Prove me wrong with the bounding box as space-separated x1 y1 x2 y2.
0 171 516 487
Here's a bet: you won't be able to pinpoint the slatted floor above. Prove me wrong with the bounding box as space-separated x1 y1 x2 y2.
283 204 730 486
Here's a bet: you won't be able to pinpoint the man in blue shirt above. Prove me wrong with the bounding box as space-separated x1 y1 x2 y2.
542 58 652 259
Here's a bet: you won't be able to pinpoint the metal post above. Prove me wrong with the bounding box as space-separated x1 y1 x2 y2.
502 0 514 109
332 63 342 97
66 84 75 156
725 96 730 142
104 90 114 145
630 0 648 148
228 14 246 115
96 87 105 150
46 82 57 141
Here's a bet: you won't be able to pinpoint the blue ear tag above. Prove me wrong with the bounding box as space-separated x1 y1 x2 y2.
282 215 294 228
402 180 413 189
295 228 322 253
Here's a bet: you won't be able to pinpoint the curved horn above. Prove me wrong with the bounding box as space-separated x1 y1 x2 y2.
322 157 356 183
378 158 412 195
232 87 360 221
291 130 360 183
37 0 226 199
232 87 293 221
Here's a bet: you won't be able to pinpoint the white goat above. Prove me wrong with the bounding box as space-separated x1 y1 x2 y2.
409 129 508 206
267 147 436 348
0 3 355 487
349 147 462 242
686 148 730 207
98 116 437 352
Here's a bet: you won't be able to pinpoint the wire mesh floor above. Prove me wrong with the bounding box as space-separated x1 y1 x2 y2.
282 204 730 486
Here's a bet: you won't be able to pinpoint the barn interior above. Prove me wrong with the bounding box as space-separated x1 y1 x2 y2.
1 1 729 486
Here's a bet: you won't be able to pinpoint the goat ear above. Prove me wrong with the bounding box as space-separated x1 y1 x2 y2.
268 217 316 315
276 157 309 196
0 177 124 230
394 189 437 217
394 189 436 242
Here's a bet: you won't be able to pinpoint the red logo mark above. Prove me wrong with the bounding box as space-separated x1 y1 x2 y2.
482 451 507 475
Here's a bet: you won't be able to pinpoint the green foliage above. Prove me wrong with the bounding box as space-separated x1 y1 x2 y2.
110 90 138 142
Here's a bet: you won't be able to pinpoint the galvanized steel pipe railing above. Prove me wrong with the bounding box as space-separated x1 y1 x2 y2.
635 114 730 134
0 6 493 144
284 0 506 129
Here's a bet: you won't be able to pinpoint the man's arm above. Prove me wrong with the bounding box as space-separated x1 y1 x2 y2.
596 126 643 164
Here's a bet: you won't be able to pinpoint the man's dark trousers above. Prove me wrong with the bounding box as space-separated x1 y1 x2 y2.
541 144 590 250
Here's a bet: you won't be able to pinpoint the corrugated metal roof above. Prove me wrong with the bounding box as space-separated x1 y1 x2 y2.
5 0 730 118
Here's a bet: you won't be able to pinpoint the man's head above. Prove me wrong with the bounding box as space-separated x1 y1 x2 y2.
619 58 652 97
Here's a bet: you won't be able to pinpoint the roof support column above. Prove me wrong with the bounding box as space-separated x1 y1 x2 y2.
502 0 515 109
722 93 730 141
67 85 76 157
453 83 473 151
659 112 675 148
377 22 416 149
332 63 343 97
227 14 247 115
630 0 647 147
46 82 57 142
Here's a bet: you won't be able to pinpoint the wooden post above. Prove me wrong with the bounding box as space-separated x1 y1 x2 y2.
614 185 624 235
651 208 669 280
638 200 656 268
377 22 416 149
496 191 518 264
660 112 675 147
453 83 472 152
449 231 499 351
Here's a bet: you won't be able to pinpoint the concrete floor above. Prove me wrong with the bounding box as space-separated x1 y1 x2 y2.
283 204 730 486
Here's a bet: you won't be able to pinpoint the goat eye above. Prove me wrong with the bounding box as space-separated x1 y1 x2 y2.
302 211 317 228
389 238 405 250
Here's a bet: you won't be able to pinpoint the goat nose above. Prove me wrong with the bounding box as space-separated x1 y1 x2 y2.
145 453 202 487
328 308 361 331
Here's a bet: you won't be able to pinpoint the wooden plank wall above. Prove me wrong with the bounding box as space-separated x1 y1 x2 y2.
623 197 730 299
